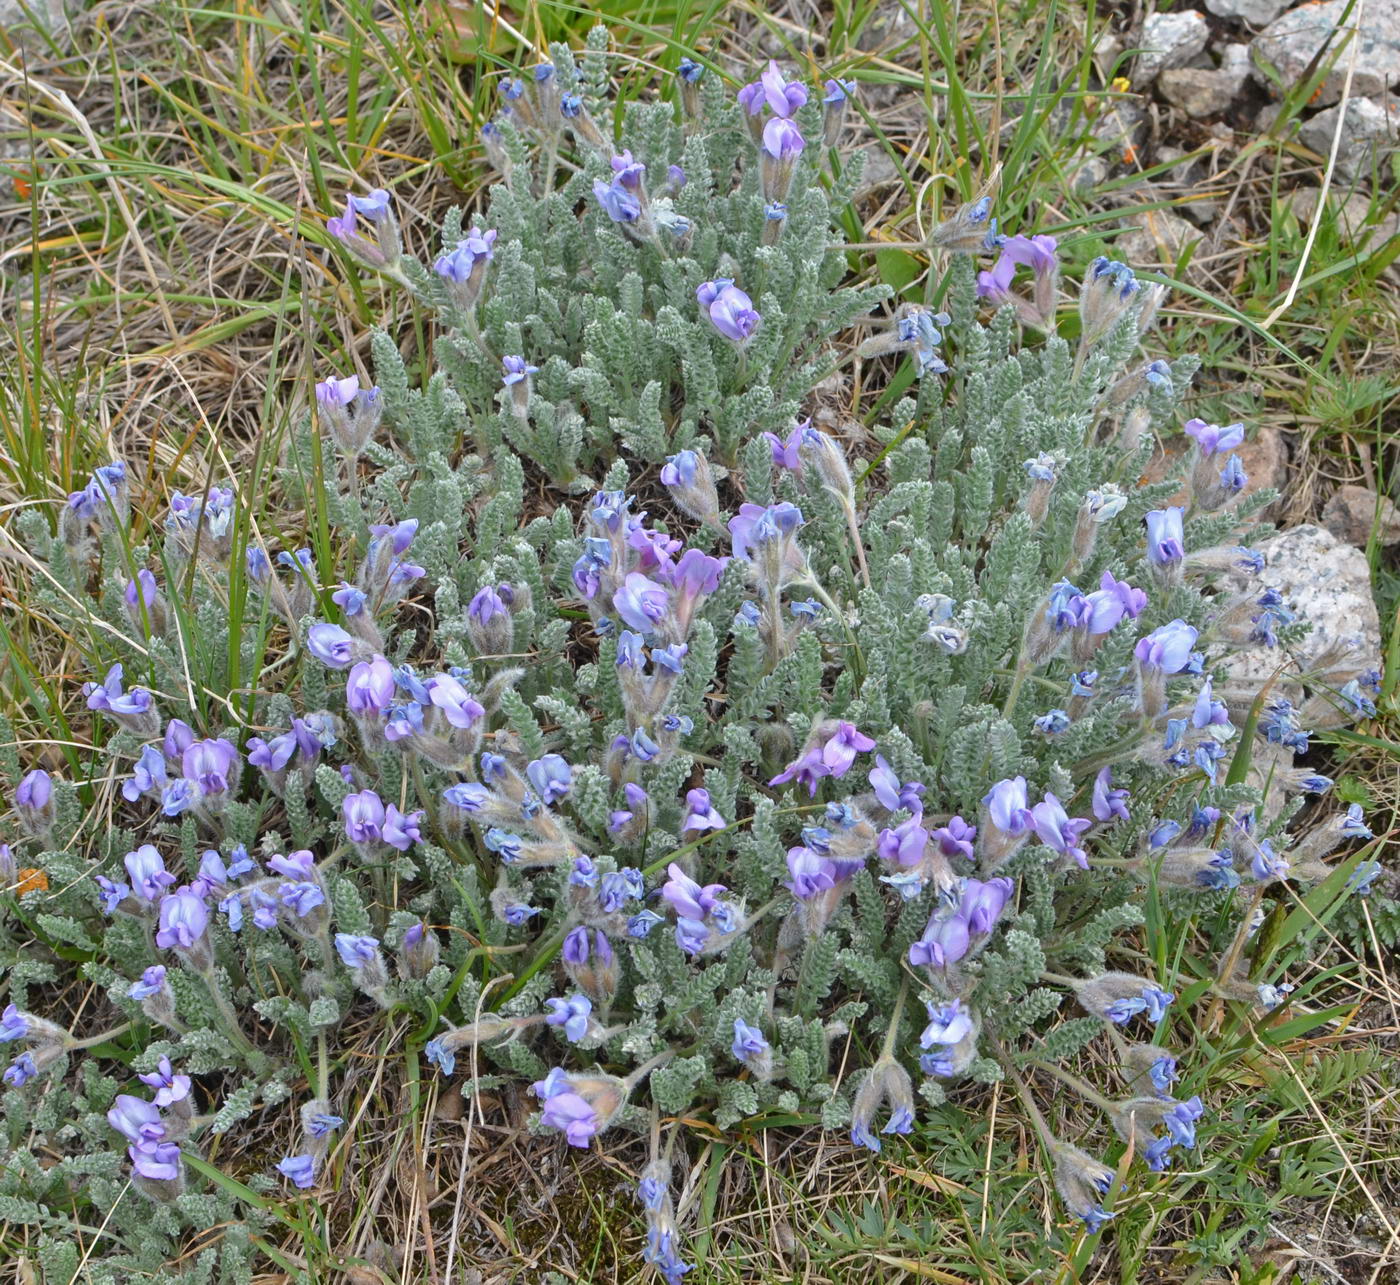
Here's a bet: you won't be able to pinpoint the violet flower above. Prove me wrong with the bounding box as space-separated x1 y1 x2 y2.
697 279 760 344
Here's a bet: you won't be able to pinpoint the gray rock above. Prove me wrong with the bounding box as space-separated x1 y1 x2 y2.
1282 184 1399 237
1117 208 1206 269
0 0 70 33
1223 524 1383 687
1298 96 1400 178
1218 42 1255 84
1250 0 1400 105
1322 484 1400 546
1158 66 1242 116
1136 9 1211 79
1205 0 1291 28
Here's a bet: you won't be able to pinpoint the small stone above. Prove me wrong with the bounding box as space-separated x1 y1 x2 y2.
1322 484 1400 546
1250 0 1400 106
1223 524 1383 687
1281 185 1400 249
1158 67 1242 116
1136 10 1211 79
1298 97 1400 179
1117 208 1206 267
1218 42 1255 83
1205 0 1291 27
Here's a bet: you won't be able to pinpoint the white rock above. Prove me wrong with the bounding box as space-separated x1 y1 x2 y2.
1250 0 1400 105
1298 96 1400 179
1218 42 1254 84
1136 10 1211 79
1205 0 1290 28
1223 524 1383 687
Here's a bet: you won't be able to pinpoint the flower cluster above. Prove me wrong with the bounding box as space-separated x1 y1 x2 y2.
0 30 1389 1284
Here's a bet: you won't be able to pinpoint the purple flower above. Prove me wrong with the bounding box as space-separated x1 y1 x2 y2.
961 876 1014 933
4 1052 37 1086
12 769 49 825
307 1113 343 1137
531 1075 603 1148
246 733 296 774
909 876 1014 968
593 177 641 224
121 744 168 806
1134 619 1199 675
672 914 708 955
137 1056 191 1107
869 755 926 812
268 850 315 879
823 722 877 776
343 790 386 845
762 107 807 149
443 782 490 812
426 673 485 729
484 828 523 861
433 229 497 303
383 805 423 851
128 965 167 1000
1030 793 1092 869
544 993 592 1042
697 279 761 344
1145 507 1186 567
525 754 572 805
727 501 804 561
124 845 175 903
95 876 131 914
982 776 1034 835
747 60 808 117
660 862 725 920
155 888 210 952
1092 768 1130 823
876 816 929 867
562 925 592 965
909 908 970 969
347 655 396 717
1 1004 29 1042
764 423 804 472
108 1094 165 1146
316 373 359 408
83 663 153 720
501 355 539 386
163 718 194 759
1184 419 1245 457
277 1154 317 1189
613 572 670 634
681 788 726 834
977 254 1016 304
930 816 976 860
279 881 325 918
785 846 836 898
182 738 239 797
334 933 381 969
160 777 198 817
732 1018 770 1066
307 623 354 668
920 999 973 1048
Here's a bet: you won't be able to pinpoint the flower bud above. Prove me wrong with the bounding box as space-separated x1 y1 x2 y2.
123 570 168 636
398 921 441 979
